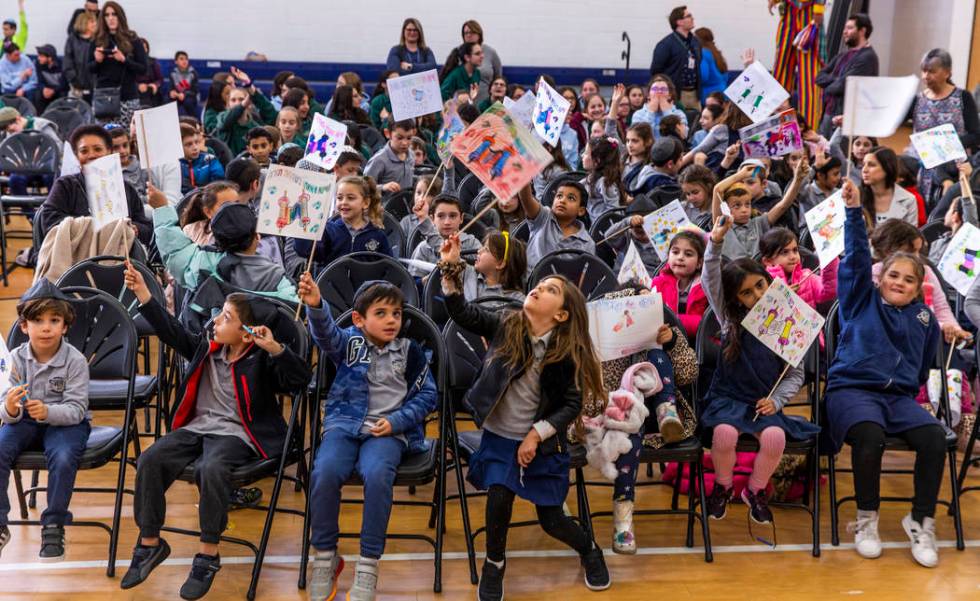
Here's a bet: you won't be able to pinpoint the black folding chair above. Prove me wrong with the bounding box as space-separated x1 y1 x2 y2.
315 251 419 318
920 219 950 247
6 287 139 577
456 173 484 211
382 210 406 258
1 94 36 117
580 307 713 561
157 301 312 601
46 96 93 124
695 308 822 556
205 136 234 167
589 208 626 269
823 301 965 550
541 172 585 207
510 220 530 243
382 189 414 223
528 248 618 300
0 130 61 284
298 306 453 592
56 256 167 438
359 125 386 156
956 339 980 497
39 106 84 141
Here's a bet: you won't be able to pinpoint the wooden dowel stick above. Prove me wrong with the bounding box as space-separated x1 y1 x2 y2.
294 246 317 320
460 197 499 234
753 362 792 421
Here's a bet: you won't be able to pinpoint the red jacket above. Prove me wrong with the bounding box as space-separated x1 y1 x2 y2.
651 265 707 338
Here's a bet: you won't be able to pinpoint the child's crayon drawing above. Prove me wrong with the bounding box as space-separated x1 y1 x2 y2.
938 223 980 296
804 190 846 268
257 165 336 241
741 278 825 367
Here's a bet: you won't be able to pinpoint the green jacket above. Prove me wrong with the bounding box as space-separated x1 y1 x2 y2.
203 107 220 136
298 98 326 140
369 93 391 129
153 205 298 304
213 89 277 155
7 10 27 52
440 66 480 101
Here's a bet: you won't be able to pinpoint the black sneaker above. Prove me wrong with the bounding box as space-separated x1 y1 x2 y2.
179 553 221 600
741 488 774 524
0 525 10 557
706 483 733 520
39 525 65 562
229 487 262 510
580 544 611 591
120 539 171 589
477 559 505 601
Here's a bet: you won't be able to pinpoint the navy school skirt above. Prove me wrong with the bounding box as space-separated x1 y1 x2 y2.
467 429 570 506
699 395 821 447
825 387 940 452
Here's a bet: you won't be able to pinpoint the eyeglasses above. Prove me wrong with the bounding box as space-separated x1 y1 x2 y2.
404 27 419 32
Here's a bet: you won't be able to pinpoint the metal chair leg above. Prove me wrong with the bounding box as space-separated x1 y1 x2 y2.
28 469 38 508
947 448 965 550
828 452 840 546
696 460 713 563
13 470 28 519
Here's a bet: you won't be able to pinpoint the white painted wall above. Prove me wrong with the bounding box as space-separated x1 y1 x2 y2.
26 1 782 70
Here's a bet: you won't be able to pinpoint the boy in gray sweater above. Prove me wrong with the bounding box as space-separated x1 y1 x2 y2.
0 280 90 562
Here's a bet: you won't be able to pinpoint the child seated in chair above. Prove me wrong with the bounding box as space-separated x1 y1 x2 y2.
147 182 298 304
298 274 437 601
408 194 481 278
518 182 595 266
0 280 90 562
120 263 310 600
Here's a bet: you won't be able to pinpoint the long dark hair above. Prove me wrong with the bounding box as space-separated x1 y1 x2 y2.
484 231 527 293
329 86 368 124
204 81 227 113
758 227 798 261
440 42 479 81
94 1 134 55
694 27 728 72
721 258 773 362
859 146 899 223
587 136 626 205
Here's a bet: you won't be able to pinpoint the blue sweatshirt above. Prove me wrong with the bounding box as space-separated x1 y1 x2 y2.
826 206 940 395
179 152 225 193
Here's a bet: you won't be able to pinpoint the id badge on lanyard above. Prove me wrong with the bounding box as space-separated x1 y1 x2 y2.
688 55 696 70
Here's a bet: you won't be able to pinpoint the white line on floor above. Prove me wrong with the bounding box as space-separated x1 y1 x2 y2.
0 538 976 572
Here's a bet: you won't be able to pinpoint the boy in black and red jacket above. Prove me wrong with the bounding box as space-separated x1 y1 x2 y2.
118 262 309 601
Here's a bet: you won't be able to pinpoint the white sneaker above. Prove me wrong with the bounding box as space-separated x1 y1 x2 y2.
612 500 636 554
902 514 939 568
347 558 379 601
309 551 344 601
847 510 881 559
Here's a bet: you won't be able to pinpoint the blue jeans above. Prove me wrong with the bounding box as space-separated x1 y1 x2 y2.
0 418 90 526
308 429 405 558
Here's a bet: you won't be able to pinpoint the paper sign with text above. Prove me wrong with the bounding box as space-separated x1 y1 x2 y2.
257 165 337 241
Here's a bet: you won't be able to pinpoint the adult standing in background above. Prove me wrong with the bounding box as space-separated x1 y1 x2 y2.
87 1 148 126
694 27 728 104
815 13 877 138
2 0 26 51
66 0 98 35
909 49 980 203
64 10 96 101
771 0 824 131
385 18 437 76
461 20 501 102
650 6 702 110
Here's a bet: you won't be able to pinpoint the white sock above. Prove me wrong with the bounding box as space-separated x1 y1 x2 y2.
314 549 335 560
358 556 379 568
487 557 504 569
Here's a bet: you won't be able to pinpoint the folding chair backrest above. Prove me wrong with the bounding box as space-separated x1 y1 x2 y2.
456 173 484 209
8 286 137 386
205 136 234 167
528 249 618 300
511 220 530 243
0 130 61 176
382 189 413 222
2 94 36 117
589 207 626 269
443 296 521 397
920 220 950 247
382 210 406 258
693 308 722 408
39 107 84 141
46 96 93 123
541 172 585 208
56 256 164 332
316 251 419 318
359 125 386 156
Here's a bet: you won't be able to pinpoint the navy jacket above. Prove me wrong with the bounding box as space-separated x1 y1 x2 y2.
650 31 702 96
826 207 940 396
292 216 392 270
445 293 581 456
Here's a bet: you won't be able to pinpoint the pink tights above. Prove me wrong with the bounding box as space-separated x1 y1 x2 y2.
711 424 786 492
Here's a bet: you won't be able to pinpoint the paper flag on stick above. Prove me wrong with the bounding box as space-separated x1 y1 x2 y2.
0 336 14 392
60 141 80 176
388 69 443 121
803 190 846 268
617 241 652 286
738 109 803 159
133 102 183 169
911 124 967 169
841 75 918 138
587 292 664 361
303 114 348 170
741 278 825 367
723 61 790 124
256 165 337 241
503 93 535 131
937 222 980 296
450 102 553 202
436 106 465 163
83 153 128 231
533 79 571 146
642 200 697 262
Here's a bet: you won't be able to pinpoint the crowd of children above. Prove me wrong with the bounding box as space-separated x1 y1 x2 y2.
1 5 979 601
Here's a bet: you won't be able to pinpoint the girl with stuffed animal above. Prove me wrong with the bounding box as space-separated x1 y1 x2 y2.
582 281 700 554
700 216 821 526
439 233 611 600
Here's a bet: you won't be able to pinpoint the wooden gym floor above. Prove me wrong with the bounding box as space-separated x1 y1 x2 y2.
2 218 980 601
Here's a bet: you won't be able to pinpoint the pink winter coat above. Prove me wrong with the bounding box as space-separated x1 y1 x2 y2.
651 265 708 338
765 257 839 309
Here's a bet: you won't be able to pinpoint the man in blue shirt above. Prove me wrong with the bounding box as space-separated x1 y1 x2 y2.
650 6 702 111
0 41 36 97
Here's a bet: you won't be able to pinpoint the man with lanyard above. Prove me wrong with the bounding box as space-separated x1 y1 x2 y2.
650 5 701 111
814 13 878 138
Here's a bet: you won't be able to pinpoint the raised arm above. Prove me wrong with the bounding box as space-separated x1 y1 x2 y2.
517 183 541 221
766 158 809 225
712 162 753 220
702 216 731 321
837 180 873 320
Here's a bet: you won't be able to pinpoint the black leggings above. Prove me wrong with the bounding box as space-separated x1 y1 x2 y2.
845 421 947 523
485 485 593 562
